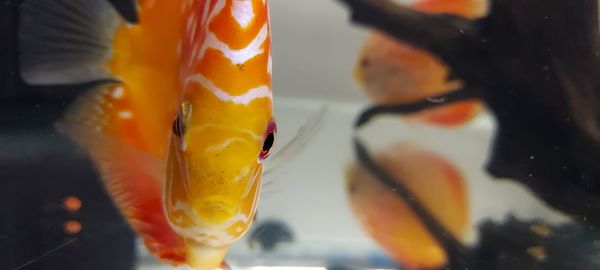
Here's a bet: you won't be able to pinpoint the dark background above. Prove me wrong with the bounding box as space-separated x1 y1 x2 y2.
0 1 136 270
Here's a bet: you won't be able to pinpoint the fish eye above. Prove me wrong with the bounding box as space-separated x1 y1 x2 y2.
260 121 277 160
263 133 275 152
172 115 185 137
173 102 191 138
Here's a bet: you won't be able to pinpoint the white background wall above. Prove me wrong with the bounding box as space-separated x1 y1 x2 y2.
269 0 369 102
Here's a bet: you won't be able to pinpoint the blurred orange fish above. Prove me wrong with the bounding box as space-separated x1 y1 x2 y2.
346 144 470 269
19 0 275 269
354 0 487 127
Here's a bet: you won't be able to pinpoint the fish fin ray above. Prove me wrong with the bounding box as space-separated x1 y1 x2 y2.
264 105 327 177
54 66 183 265
59 83 116 131
56 84 166 209
19 0 122 85
57 120 168 233
57 120 166 216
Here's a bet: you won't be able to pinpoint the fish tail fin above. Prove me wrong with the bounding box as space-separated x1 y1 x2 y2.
19 0 122 85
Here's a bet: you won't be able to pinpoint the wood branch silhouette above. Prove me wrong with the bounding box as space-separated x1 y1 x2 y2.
340 0 600 226
341 0 600 269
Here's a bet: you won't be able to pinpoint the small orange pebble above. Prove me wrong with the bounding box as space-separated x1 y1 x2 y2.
64 220 82 235
63 196 82 212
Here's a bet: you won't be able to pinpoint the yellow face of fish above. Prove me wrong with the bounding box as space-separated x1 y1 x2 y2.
165 98 274 244
164 0 273 267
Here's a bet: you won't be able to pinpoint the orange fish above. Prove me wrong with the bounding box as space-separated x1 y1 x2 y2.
19 0 275 269
354 0 487 127
346 144 470 269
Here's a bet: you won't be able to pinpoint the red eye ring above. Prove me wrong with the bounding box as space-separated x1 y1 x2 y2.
259 120 277 160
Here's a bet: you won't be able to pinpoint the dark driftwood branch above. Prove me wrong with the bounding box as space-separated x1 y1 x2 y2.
353 137 470 268
341 0 600 227
337 0 476 59
343 0 600 268
355 88 481 127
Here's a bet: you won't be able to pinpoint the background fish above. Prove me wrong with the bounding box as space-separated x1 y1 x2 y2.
346 143 470 269
19 0 274 269
354 0 487 127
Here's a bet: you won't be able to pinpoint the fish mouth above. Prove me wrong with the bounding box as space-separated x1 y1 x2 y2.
164 167 263 247
169 204 251 247
184 240 229 270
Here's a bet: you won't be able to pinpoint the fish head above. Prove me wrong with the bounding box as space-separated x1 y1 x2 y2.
164 89 274 266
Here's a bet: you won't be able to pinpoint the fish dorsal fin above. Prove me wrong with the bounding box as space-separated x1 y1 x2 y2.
264 105 327 177
19 0 122 85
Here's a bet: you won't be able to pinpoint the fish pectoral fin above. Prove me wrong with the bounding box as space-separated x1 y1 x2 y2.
56 83 167 191
57 85 185 259
59 121 167 185
19 0 123 85
264 105 327 176
59 113 175 253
